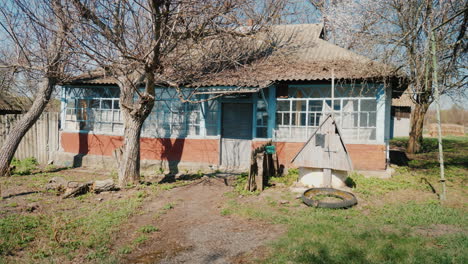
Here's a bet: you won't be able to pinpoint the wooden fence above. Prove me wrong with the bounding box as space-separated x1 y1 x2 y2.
0 112 60 164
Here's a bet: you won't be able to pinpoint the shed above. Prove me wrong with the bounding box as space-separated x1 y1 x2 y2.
291 113 353 188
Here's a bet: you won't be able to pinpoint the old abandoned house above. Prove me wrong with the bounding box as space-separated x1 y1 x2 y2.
56 24 406 172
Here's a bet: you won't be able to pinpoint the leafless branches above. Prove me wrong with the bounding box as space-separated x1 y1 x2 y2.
66 0 288 185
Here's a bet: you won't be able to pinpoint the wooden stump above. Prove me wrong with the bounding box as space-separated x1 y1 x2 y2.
255 153 264 191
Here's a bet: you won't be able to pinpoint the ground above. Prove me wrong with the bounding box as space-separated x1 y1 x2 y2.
0 136 467 263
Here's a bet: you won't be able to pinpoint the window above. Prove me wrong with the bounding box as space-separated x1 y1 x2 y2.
64 97 123 133
274 86 378 142
256 99 268 138
204 99 219 136
63 87 205 137
143 94 202 138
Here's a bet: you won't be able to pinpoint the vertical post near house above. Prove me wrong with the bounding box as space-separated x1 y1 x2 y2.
331 69 335 118
430 30 446 201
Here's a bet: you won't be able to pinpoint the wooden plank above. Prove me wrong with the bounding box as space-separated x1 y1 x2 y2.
255 153 264 191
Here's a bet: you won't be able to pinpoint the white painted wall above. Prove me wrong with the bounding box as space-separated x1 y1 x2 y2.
299 167 348 188
393 117 410 137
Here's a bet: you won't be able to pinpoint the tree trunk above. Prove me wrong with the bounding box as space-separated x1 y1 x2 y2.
407 103 429 154
0 78 55 178
115 72 155 187
118 115 144 187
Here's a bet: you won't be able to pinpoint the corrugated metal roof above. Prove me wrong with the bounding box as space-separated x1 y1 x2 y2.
67 24 404 89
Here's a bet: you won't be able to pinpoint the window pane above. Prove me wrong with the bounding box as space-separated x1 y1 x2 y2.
113 100 120 109
308 113 317 126
342 100 358 112
256 127 267 138
300 113 306 126
326 100 340 111
90 99 100 109
67 99 76 108
359 113 368 127
283 113 290 125
276 113 283 125
257 112 268 126
291 113 297 126
292 100 306 111
369 112 376 127
308 100 322 111
101 100 112 109
277 101 289 111
361 99 377 111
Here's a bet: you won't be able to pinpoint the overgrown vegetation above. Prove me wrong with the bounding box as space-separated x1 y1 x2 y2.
10 157 38 175
223 136 468 263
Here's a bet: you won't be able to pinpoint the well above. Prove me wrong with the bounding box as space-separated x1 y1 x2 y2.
291 114 353 188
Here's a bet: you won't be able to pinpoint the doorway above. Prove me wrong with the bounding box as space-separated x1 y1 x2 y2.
221 103 253 168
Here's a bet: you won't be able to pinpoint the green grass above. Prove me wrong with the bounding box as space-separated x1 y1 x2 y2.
270 168 299 186
138 225 159 233
0 195 142 262
133 235 148 245
162 202 175 210
10 157 39 175
225 198 467 264
0 215 41 255
224 136 468 263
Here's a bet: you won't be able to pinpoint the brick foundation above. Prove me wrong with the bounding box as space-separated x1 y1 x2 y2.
253 140 386 171
61 132 386 171
61 132 219 164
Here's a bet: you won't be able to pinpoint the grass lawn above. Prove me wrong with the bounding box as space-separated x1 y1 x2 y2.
223 136 467 264
0 136 466 263
0 167 188 263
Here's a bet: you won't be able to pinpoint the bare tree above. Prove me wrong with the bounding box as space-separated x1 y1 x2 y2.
69 0 286 187
0 0 73 181
312 0 467 153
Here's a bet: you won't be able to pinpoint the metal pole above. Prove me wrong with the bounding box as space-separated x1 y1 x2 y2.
331 69 335 118
430 30 446 201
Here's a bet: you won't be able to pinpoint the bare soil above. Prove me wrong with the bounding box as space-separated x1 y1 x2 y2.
117 176 283 264
0 169 283 264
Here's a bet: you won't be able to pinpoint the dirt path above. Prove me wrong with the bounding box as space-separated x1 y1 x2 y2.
119 177 282 264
